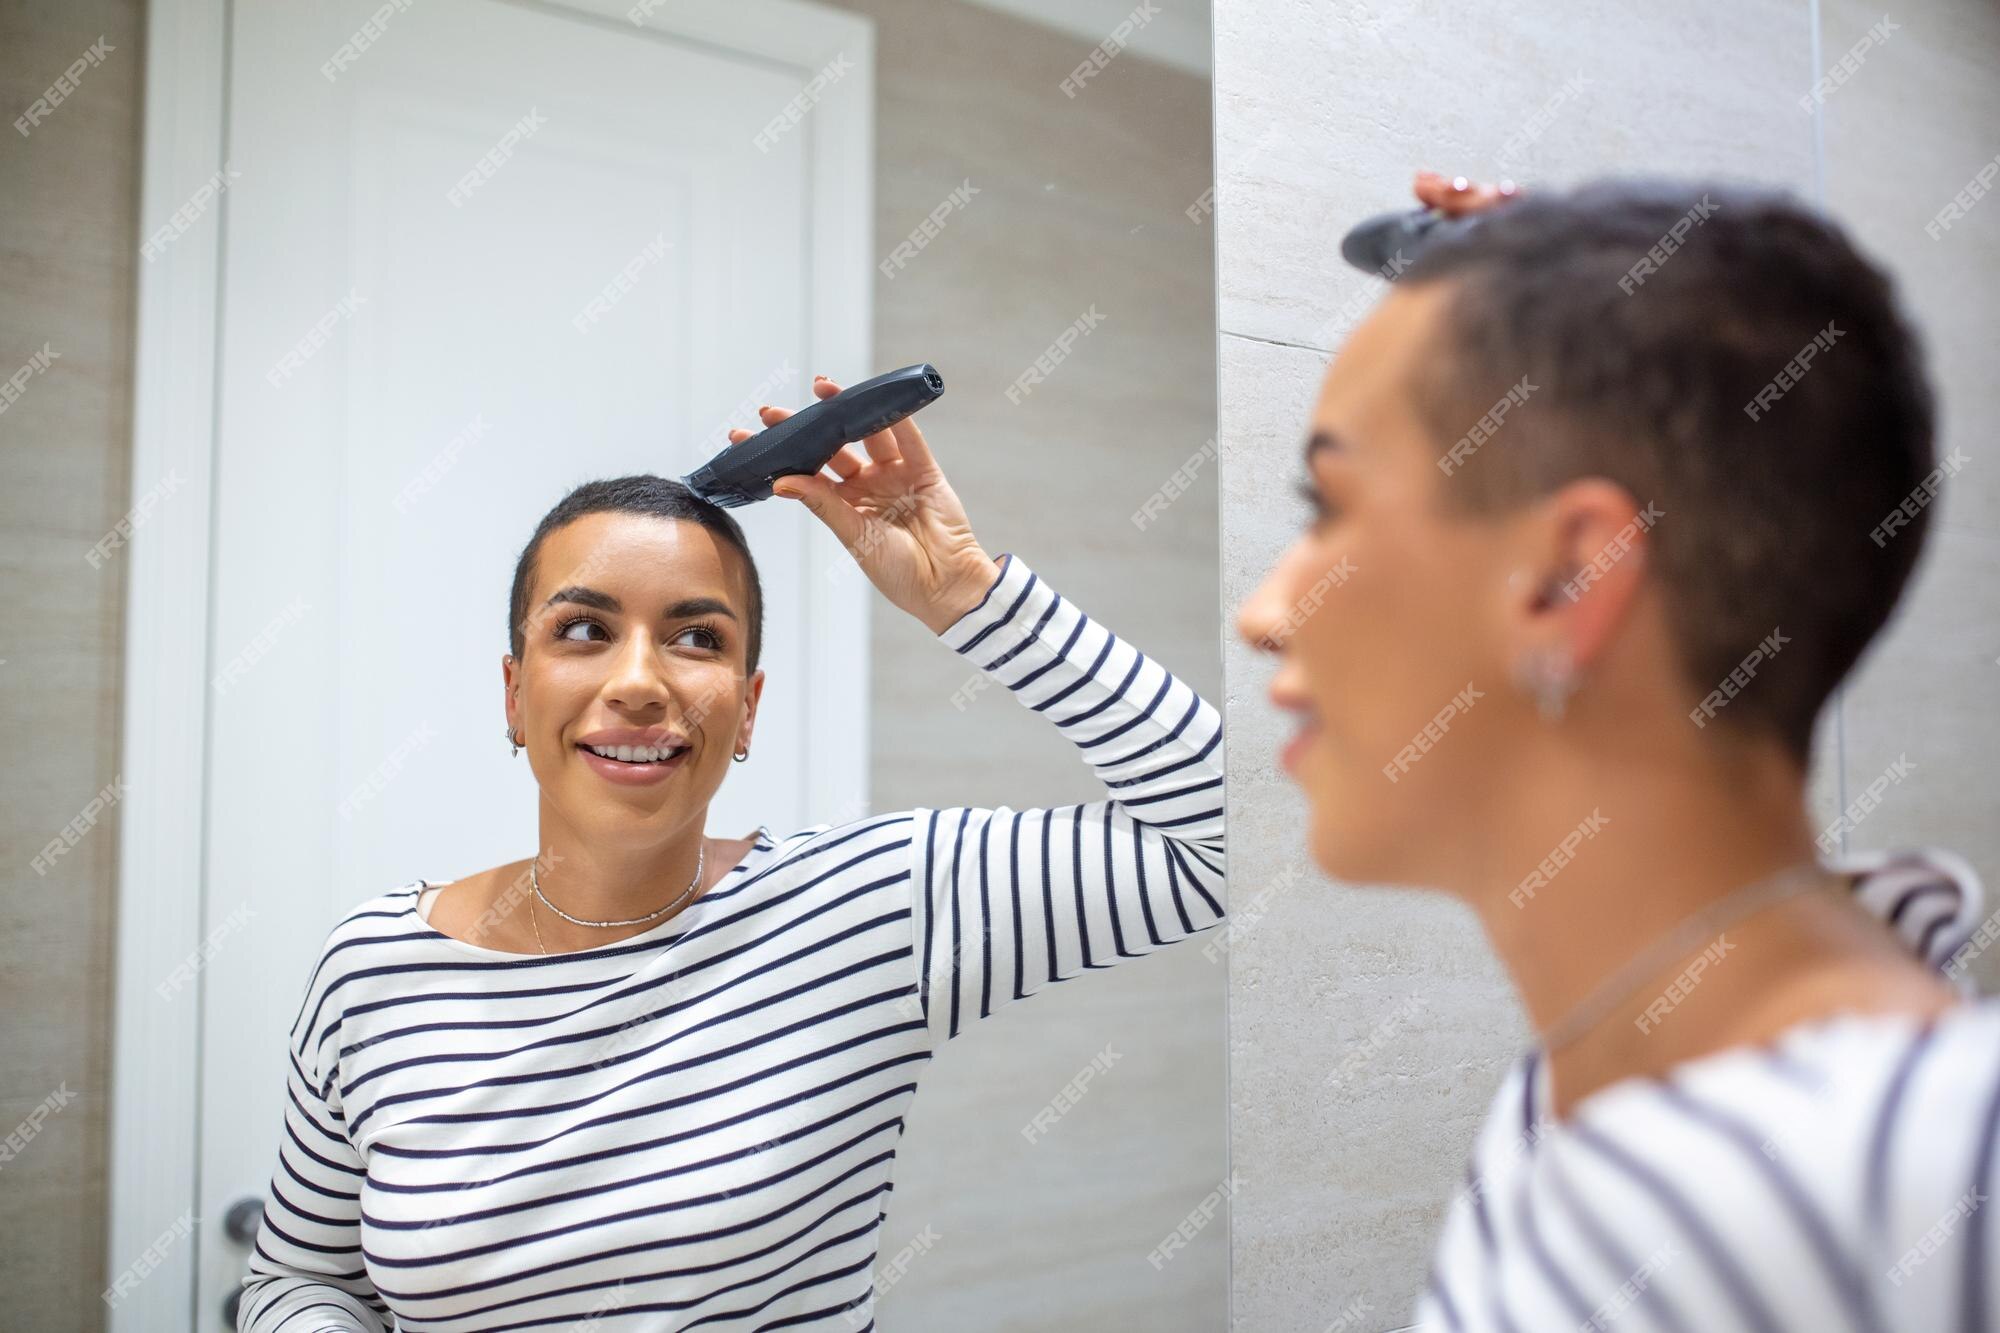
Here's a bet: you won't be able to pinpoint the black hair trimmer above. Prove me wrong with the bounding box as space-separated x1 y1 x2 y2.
683 363 946 508
1338 206 1481 275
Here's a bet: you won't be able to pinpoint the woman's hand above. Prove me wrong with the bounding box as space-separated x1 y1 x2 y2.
1412 170 1523 216
727 374 1002 636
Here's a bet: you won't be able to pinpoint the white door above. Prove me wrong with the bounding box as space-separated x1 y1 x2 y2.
110 1 873 1327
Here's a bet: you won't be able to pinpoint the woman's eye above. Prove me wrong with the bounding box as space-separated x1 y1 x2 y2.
673 625 722 650
555 615 606 642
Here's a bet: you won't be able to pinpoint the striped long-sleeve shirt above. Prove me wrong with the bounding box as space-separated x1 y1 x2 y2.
237 551 1225 1332
1416 845 2000 1333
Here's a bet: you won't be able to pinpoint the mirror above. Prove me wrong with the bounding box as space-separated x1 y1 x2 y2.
58 0 1224 1329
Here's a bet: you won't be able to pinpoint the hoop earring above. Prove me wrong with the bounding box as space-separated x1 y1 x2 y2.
732 749 749 763
505 726 522 757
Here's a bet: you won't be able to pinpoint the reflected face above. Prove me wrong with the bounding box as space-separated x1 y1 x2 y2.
504 512 763 838
1236 282 1523 887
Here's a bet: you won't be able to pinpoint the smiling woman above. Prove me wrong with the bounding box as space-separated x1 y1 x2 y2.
233 381 1227 1331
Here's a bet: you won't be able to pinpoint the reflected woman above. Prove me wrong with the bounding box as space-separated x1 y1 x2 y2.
1239 172 1995 1330
237 374 1226 1330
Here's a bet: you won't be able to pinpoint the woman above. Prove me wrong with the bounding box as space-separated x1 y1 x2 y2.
238 376 1226 1330
1238 171 1996 1330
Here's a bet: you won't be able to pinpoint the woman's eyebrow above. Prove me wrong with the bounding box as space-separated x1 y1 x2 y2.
1302 427 1347 462
540 586 738 621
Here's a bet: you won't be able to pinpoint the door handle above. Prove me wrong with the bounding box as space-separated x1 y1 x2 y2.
220 1196 263 1327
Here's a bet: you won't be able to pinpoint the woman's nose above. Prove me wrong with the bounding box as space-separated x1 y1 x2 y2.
1237 546 1304 654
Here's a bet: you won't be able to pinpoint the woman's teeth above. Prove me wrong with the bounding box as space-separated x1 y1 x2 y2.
582 743 685 764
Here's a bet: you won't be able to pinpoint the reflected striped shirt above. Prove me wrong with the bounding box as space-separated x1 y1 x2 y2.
237 551 1225 1332
1415 845 1999 1333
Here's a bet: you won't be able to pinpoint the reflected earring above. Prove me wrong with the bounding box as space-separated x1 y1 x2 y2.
733 748 749 763
1512 646 1578 721
506 726 522 757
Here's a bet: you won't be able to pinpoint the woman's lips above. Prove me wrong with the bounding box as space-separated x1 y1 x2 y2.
576 744 690 786
1281 720 1319 775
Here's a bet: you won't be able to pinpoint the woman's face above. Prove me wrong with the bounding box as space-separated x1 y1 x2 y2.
1236 283 1542 889
504 511 763 840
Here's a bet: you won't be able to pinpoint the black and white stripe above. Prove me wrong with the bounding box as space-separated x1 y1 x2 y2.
1416 847 1997 1332
237 552 1225 1331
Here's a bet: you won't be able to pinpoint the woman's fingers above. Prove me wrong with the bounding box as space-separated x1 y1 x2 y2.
1413 170 1521 216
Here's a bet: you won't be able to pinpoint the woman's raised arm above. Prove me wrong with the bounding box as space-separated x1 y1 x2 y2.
908 551 1225 1041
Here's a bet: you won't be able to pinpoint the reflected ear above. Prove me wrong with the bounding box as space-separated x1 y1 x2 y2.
1502 478 1655 681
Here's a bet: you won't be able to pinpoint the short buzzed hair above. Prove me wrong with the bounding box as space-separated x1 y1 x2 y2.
1402 177 1937 763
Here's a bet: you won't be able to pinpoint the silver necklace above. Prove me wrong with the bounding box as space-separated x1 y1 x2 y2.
1538 857 1840 1053
529 843 705 939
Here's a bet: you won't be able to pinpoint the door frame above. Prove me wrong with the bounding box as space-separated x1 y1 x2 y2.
107 1 874 1326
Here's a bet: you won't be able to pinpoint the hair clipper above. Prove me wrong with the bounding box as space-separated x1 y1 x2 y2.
684 363 946 508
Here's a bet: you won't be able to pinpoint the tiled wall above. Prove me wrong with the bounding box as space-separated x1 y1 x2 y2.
0 0 145 1326
1215 1 2000 1328
830 0 1227 1327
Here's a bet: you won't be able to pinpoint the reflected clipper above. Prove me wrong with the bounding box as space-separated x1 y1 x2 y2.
684 362 946 507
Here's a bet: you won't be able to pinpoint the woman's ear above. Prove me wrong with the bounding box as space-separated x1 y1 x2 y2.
734 668 766 755
1501 478 1656 679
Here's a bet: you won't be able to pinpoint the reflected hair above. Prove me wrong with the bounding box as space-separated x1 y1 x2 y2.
507 474 764 674
1400 176 1936 764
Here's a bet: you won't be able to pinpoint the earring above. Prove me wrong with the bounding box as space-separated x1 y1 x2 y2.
733 749 749 763
1512 646 1578 722
505 726 521 757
